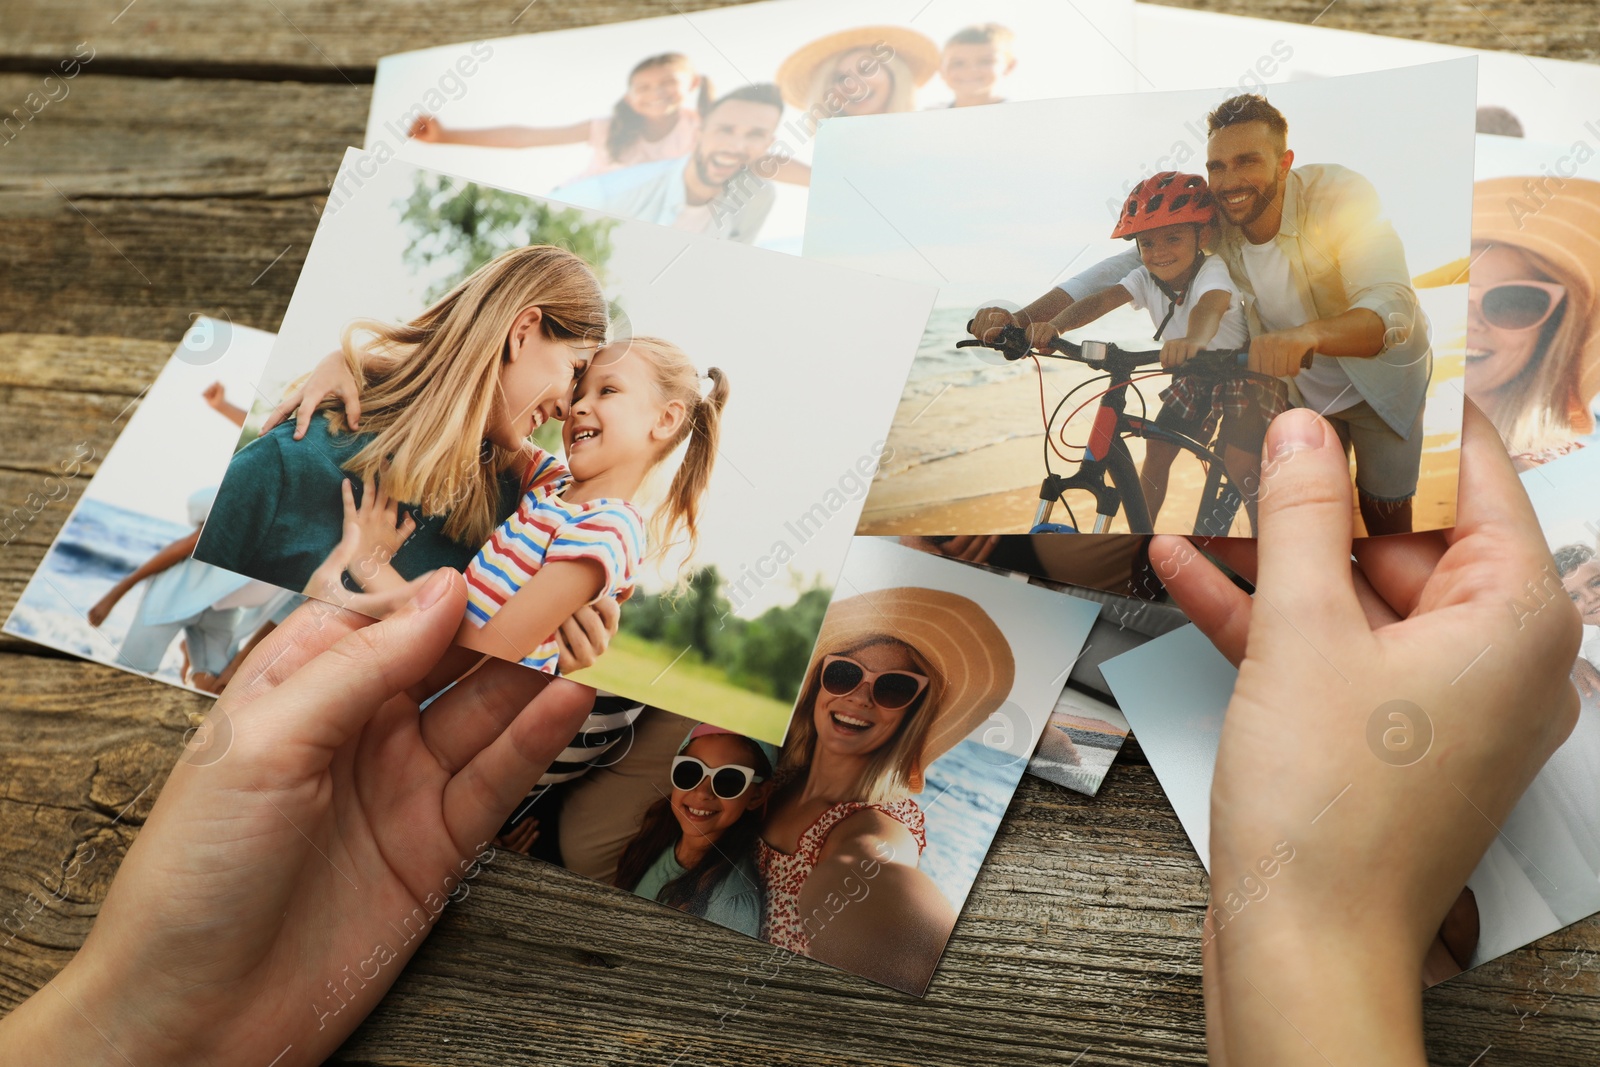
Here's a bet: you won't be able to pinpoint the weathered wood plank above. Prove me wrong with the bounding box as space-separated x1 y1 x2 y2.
0 0 1594 75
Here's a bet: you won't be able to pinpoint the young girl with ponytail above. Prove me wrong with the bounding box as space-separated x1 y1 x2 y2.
455 336 729 672
335 335 730 675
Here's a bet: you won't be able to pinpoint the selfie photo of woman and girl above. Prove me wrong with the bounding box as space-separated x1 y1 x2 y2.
507 537 1098 994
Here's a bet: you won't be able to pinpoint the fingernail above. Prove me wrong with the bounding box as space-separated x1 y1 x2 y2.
414 569 452 611
1268 408 1329 454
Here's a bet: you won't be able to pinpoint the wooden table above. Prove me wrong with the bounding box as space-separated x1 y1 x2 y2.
2 1 1598 1062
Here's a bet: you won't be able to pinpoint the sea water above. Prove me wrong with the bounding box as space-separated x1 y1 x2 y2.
5 498 193 685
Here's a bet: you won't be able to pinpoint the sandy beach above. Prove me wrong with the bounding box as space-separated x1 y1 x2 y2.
863 320 1465 537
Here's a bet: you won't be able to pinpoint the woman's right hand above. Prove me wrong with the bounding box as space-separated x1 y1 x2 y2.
1151 404 1580 1064
408 115 445 142
970 306 1016 343
261 349 363 441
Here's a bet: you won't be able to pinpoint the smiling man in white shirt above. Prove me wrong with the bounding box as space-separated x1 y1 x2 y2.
984 94 1432 536
552 83 783 245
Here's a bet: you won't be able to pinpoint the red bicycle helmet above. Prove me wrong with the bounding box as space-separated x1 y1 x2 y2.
1111 172 1216 239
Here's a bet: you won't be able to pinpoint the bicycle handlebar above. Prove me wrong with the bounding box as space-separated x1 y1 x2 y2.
959 320 1313 375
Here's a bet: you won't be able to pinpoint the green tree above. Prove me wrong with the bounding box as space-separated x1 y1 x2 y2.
729 583 833 701
397 174 619 302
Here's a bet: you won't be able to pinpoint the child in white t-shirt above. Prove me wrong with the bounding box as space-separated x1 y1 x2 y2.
1024 172 1284 533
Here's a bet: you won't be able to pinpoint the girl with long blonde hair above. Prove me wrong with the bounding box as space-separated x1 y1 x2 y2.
338 333 730 676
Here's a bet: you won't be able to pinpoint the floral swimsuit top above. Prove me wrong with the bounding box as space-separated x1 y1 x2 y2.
755 798 926 953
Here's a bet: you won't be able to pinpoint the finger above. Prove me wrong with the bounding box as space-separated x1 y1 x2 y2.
398 514 418 542
969 536 1000 563
341 381 361 431
1253 409 1364 635
408 639 492 702
341 478 357 526
1150 534 1252 666
442 679 596 854
215 594 374 706
419 656 560 774
1440 401 1542 557
1189 537 1258 588
260 394 296 434
252 569 469 755
1350 561 1405 630
362 472 377 517
1350 531 1447 620
293 395 316 441
558 614 598 665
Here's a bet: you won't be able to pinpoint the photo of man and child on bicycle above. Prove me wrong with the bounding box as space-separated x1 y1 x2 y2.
804 61 1476 538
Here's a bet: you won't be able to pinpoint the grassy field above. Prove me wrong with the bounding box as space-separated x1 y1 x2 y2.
567 632 797 745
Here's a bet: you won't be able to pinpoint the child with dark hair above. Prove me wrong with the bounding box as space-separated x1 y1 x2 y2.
408 53 713 182
613 724 775 936
936 23 1016 108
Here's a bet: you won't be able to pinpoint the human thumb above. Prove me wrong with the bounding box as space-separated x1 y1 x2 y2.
1252 408 1362 628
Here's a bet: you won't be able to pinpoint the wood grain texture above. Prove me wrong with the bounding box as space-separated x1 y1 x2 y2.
2 0 1600 1061
0 0 1597 74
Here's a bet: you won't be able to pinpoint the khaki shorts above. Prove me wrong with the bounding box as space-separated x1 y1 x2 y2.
1324 399 1424 502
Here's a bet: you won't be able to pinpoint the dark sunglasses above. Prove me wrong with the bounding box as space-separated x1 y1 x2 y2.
671 755 761 800
1470 281 1567 332
819 654 930 711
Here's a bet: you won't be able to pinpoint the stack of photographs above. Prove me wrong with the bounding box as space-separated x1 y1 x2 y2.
10 0 1600 997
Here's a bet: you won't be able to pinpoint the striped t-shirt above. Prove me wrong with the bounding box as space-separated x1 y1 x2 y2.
463 448 646 673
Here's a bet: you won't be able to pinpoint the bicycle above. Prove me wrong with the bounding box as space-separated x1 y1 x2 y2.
958 322 1307 537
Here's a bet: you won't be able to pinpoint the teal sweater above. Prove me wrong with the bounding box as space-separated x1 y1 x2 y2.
194 416 522 593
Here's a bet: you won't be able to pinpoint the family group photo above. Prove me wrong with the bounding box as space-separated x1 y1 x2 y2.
3 324 305 695
192 152 934 744
365 0 1136 254
486 536 1098 994
803 61 1477 538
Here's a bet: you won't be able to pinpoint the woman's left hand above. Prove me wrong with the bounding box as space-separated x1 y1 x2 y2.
0 570 594 1066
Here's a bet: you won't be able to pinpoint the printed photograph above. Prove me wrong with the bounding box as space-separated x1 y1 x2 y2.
1467 134 1600 469
365 0 1137 253
804 61 1476 538
192 151 934 745
886 534 1141 795
1134 2 1600 145
489 537 1099 995
4 321 302 694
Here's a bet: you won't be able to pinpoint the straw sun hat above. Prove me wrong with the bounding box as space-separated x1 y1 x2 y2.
1418 177 1600 434
775 25 942 110
811 586 1015 792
